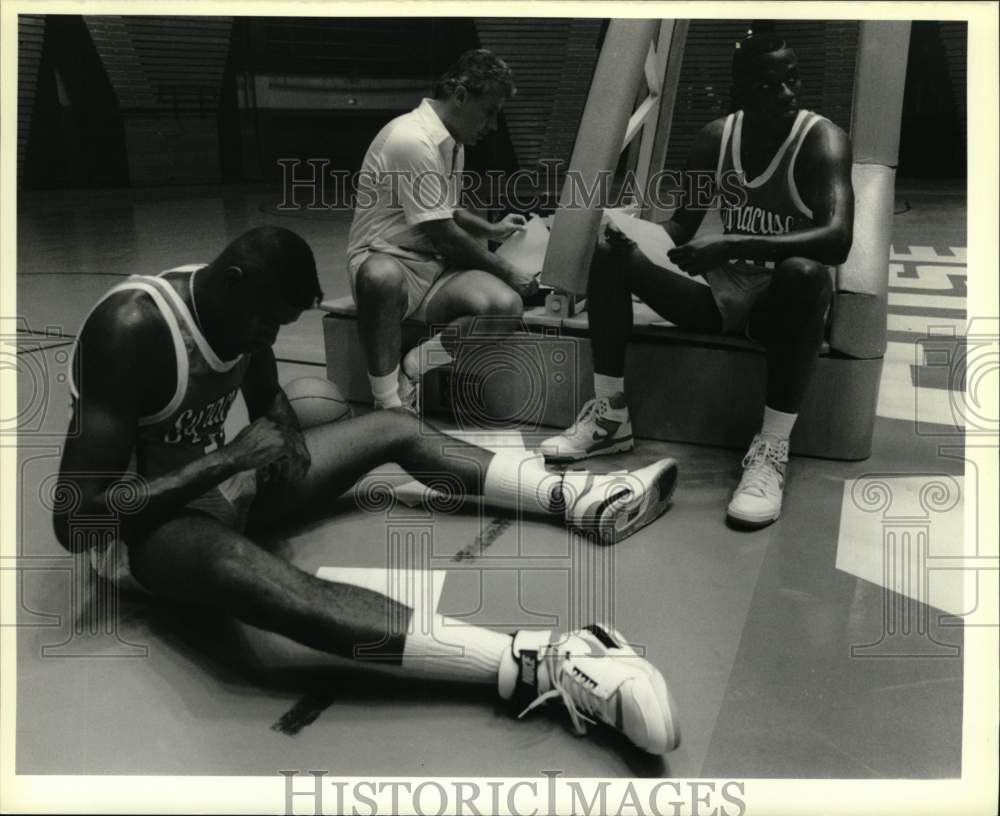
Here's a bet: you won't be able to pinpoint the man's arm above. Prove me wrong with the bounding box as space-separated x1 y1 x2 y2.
54 295 243 550
240 346 310 483
453 209 526 242
422 217 537 295
382 134 535 294
603 119 723 254
662 118 728 246
669 121 854 274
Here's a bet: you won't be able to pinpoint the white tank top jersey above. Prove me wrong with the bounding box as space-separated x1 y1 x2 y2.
715 108 827 237
68 266 251 480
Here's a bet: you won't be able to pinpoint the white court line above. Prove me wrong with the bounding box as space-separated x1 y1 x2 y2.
878 341 963 427
887 314 967 336
889 263 967 291
889 291 967 309
837 476 965 617
440 428 529 452
890 245 967 263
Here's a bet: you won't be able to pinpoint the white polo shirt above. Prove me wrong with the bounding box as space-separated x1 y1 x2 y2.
347 98 464 271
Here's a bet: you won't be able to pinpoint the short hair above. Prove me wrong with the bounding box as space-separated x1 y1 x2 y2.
434 49 516 100
216 226 323 310
732 33 792 84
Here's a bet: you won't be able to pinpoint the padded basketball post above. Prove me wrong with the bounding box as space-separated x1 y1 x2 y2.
850 21 911 166
830 21 911 359
640 20 688 221
633 20 686 195
542 19 661 295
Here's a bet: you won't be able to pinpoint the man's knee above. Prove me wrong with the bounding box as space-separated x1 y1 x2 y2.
368 406 420 451
356 257 407 307
451 281 523 319
486 287 523 317
127 516 248 594
589 240 638 294
774 257 833 308
180 535 248 586
587 241 616 292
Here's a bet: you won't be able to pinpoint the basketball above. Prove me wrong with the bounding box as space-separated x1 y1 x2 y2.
284 376 352 428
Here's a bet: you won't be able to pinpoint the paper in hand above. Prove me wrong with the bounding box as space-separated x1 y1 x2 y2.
496 214 549 279
604 209 708 286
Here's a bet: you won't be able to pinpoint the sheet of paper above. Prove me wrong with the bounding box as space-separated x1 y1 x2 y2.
604 209 708 285
496 214 549 277
315 566 446 614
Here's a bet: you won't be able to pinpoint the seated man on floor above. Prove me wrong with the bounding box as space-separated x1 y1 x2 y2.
543 33 855 529
54 225 680 755
347 48 538 411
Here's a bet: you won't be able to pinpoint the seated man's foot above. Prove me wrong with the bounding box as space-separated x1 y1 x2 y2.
397 363 420 415
541 394 633 462
562 458 678 544
726 433 787 528
498 624 681 755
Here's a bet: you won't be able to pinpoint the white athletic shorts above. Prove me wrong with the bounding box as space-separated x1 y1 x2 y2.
704 262 775 337
348 249 458 321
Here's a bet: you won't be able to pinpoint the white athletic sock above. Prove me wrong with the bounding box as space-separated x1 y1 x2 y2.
483 450 562 516
369 367 402 409
402 615 510 684
403 334 454 378
594 373 625 401
760 405 798 441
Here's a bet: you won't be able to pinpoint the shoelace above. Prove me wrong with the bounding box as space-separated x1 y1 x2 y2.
566 398 611 441
516 647 602 736
738 436 788 497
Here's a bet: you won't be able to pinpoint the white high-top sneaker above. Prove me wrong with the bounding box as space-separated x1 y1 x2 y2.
561 458 678 544
726 433 788 528
541 394 633 462
498 625 682 755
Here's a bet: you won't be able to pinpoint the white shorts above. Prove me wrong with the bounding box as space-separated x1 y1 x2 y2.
704 261 834 338
89 469 259 594
704 262 774 336
348 249 458 321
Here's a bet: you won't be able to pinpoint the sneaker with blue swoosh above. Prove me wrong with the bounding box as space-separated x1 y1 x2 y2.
561 458 679 544
541 394 633 462
497 625 682 755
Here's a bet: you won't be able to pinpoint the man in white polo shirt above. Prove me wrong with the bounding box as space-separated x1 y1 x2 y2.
347 49 536 411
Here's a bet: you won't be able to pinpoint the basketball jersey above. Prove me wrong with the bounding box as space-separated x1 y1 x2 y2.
68 266 251 480
715 108 826 238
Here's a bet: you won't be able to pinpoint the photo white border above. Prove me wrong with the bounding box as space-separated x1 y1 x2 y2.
1 1 996 813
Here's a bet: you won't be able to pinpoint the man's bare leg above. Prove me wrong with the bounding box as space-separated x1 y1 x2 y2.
354 254 409 407
543 240 721 462
251 409 676 546
400 269 523 401
124 509 680 754
728 256 833 528
128 514 424 660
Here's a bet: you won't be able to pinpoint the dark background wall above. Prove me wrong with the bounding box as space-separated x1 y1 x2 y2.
17 15 967 191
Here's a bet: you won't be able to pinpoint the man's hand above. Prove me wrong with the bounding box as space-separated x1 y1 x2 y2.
667 235 732 276
265 422 311 484
491 214 528 241
604 223 637 253
509 271 540 299
225 417 311 482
